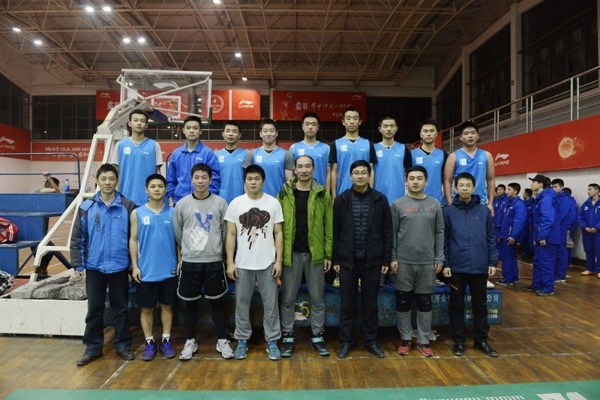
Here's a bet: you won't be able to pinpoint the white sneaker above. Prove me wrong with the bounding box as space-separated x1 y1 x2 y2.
486 280 495 288
179 339 198 361
216 338 234 359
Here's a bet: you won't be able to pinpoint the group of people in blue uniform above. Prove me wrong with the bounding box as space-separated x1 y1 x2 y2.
69 106 599 367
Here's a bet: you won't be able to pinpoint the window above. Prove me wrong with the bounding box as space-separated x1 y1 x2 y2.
0 74 30 129
436 67 462 129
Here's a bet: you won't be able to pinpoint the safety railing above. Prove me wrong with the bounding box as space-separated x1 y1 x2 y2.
0 152 81 191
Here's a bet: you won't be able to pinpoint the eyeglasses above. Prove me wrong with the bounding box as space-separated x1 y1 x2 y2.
351 171 369 176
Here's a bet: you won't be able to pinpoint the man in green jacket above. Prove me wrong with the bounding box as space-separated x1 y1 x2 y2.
277 155 333 357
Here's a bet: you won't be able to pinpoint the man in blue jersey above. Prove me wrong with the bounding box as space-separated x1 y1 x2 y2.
166 115 220 205
289 112 331 191
71 164 137 366
329 107 377 201
215 121 248 204
551 178 577 282
411 119 448 205
374 116 412 205
111 109 163 206
444 120 495 214
243 118 294 197
129 174 178 361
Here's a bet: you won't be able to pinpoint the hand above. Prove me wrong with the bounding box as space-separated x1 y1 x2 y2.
272 261 282 278
488 266 496 276
131 266 141 283
390 261 398 274
488 203 494 217
227 262 238 281
434 263 443 274
507 237 516 245
176 259 182 276
442 267 452 278
380 266 389 274
539 239 547 246
323 259 332 273
333 264 340 273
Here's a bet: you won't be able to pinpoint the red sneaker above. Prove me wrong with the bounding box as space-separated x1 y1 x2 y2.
417 343 433 357
397 340 412 356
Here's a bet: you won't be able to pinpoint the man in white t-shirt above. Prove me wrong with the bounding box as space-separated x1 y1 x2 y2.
225 164 284 361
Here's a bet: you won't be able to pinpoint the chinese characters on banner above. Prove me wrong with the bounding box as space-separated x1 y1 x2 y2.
271 90 367 121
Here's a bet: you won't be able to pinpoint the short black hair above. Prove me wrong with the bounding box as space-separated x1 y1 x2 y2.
507 182 521 194
245 164 266 180
96 163 119 179
524 188 533 197
343 107 361 119
260 118 277 131
458 120 479 133
223 120 241 133
295 155 314 167
454 172 475 187
551 178 564 188
405 165 428 179
301 112 320 125
350 159 370 174
191 163 212 178
563 187 572 195
419 118 439 132
589 183 600 192
145 173 166 187
378 116 397 127
183 115 202 127
129 108 149 122
496 184 506 190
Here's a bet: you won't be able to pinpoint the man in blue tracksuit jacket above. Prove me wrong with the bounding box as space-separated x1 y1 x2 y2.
578 183 600 276
166 116 220 205
442 172 498 358
525 174 560 296
521 189 535 257
70 163 137 366
497 183 526 285
551 179 577 282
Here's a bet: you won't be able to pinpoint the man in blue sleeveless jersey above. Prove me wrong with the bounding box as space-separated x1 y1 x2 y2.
166 116 220 205
411 119 448 205
129 174 178 361
243 118 294 197
444 120 495 215
111 109 163 206
374 116 412 205
329 107 377 200
289 112 331 191
215 121 248 204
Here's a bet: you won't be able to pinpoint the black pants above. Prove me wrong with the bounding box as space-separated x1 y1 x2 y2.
448 272 489 344
338 262 381 346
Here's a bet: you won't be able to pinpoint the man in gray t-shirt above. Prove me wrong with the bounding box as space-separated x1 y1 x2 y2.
390 166 444 358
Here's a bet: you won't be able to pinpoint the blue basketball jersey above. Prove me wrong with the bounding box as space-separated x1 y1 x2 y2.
115 137 161 206
289 141 330 186
250 147 289 197
412 147 446 204
374 142 407 204
215 147 248 204
135 205 177 282
333 137 372 194
454 148 489 203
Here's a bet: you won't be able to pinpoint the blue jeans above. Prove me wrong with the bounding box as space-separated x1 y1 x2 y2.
83 269 132 355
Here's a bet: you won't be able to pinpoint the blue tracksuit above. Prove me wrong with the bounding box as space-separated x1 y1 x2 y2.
521 197 535 256
532 188 560 293
578 198 600 273
493 193 508 257
497 196 526 283
554 190 577 280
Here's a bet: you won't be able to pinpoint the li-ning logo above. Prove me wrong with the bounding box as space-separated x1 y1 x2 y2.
0 136 16 150
238 100 254 108
494 153 510 166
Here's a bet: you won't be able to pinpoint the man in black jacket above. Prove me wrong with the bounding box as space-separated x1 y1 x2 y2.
332 160 393 359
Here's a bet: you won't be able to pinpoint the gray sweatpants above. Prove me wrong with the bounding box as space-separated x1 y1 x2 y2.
234 265 281 342
280 252 326 336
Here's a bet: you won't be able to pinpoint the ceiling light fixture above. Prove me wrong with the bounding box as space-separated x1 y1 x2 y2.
85 6 94 13
103 6 112 12
137 37 146 44
242 77 248 81
33 39 43 45
235 52 242 58
123 37 131 44
12 27 21 32
213 0 222 4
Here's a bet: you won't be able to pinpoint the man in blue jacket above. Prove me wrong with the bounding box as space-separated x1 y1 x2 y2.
167 115 220 205
578 183 600 277
497 183 526 286
551 179 577 282
70 163 137 366
442 172 498 357
524 174 560 296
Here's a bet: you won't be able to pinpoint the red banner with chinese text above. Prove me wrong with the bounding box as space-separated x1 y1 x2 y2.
272 90 367 121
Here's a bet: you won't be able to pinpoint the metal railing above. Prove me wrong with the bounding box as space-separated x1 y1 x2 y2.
443 66 600 152
0 152 81 191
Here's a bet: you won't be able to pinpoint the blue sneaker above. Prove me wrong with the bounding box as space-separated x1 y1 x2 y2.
160 338 176 359
536 289 554 296
234 339 248 360
142 340 157 361
266 340 281 360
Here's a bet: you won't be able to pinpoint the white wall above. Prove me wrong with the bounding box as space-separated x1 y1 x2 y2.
495 166 600 259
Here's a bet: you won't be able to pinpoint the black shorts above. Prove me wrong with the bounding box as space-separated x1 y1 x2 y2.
177 261 228 301
136 277 178 308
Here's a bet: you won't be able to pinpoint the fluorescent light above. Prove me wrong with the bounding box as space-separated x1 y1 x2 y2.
13 27 21 32
213 0 222 4
123 37 131 44
137 37 146 44
33 39 43 45
85 6 94 13
103 6 112 12
235 52 242 58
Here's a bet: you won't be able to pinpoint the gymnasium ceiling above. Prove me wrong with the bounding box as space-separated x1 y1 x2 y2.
0 0 519 87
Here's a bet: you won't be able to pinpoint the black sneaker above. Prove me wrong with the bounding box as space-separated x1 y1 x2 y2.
522 285 538 292
452 342 465 356
281 334 294 358
496 280 514 286
311 336 330 356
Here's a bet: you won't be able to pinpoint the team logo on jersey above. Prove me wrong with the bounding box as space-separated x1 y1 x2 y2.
124 147 131 155
415 156 423 164
256 156 263 163
219 155 225 162
340 145 348 152
298 149 305 155
459 158 467 166
376 150 383 158
142 216 150 225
